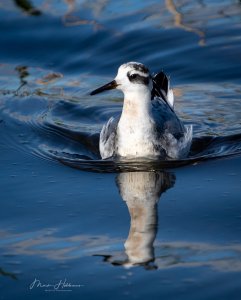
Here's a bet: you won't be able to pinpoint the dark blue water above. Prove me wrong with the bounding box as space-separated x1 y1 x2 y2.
0 1 241 299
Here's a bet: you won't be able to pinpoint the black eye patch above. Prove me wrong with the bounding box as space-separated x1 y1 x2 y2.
127 72 149 85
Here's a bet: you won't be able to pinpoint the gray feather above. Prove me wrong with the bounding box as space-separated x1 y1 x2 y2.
99 116 120 159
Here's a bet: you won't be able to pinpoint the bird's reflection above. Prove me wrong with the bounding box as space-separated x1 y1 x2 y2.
95 171 175 269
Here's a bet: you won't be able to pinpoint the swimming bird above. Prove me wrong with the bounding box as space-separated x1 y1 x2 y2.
90 62 192 160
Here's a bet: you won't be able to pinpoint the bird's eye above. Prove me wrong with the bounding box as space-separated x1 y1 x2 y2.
130 74 137 79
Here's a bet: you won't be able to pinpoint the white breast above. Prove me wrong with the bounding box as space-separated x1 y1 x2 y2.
116 115 158 158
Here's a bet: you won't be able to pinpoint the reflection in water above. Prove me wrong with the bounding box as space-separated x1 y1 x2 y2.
62 0 103 29
35 72 63 85
14 0 41 16
7 0 241 40
15 65 29 94
0 267 17 280
165 0 206 46
106 171 175 268
2 227 241 272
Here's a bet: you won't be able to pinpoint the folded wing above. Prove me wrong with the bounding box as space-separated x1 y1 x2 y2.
151 71 174 108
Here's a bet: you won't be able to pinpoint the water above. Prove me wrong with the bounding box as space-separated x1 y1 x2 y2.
0 1 241 299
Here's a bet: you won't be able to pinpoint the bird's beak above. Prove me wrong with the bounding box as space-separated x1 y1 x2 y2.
90 80 118 96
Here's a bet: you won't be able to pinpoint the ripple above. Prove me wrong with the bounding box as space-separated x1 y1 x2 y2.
51 135 241 172
0 65 241 172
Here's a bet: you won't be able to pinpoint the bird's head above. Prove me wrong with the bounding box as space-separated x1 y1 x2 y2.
90 62 152 96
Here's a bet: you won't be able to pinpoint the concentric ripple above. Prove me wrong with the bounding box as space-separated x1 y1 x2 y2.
1 71 241 173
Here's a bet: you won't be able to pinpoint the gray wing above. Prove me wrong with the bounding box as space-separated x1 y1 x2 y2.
99 116 120 159
152 98 192 159
152 99 192 159
152 99 184 139
151 71 184 137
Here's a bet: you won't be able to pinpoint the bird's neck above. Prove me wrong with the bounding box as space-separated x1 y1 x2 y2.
121 90 152 120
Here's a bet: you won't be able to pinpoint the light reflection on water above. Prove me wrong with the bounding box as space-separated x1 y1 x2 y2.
2 230 241 272
1 170 241 273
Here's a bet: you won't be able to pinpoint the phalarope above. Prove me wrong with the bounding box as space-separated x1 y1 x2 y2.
90 62 192 160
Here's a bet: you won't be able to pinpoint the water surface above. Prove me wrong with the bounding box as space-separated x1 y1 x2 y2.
0 1 241 299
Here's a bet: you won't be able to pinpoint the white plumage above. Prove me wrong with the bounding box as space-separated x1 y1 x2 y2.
90 62 192 160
